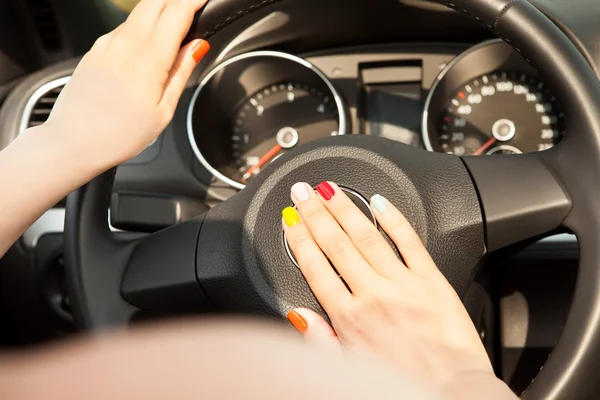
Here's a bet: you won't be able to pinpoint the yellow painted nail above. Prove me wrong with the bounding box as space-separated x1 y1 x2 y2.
282 207 300 227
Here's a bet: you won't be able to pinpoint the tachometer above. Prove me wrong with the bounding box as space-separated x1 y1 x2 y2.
436 72 564 156
422 40 566 156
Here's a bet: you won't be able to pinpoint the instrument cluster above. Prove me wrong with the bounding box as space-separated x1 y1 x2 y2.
187 40 564 190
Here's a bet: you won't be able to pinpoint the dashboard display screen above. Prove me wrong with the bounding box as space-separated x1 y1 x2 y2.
365 83 422 147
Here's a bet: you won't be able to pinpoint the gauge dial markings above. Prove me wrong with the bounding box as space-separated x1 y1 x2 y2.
232 81 340 184
434 71 564 156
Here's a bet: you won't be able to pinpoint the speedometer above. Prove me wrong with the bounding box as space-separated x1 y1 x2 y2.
422 40 566 156
232 81 339 184
187 51 347 190
436 71 564 156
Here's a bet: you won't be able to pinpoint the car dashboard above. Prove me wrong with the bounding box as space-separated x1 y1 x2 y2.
0 0 587 393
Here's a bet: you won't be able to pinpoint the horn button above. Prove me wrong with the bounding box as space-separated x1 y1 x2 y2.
284 187 376 268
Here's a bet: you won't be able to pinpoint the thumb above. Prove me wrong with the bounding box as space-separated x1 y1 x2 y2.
159 39 210 116
287 308 342 353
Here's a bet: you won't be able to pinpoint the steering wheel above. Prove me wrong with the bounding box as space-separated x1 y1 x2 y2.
64 0 600 398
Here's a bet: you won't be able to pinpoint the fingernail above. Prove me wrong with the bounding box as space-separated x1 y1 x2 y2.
316 182 335 201
291 182 311 204
192 40 210 63
282 207 301 227
371 194 388 213
287 310 308 334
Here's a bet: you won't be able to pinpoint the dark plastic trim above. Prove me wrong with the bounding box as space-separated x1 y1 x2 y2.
121 216 214 311
462 155 571 251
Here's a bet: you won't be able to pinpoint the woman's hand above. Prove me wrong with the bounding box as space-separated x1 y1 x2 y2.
46 0 210 169
282 182 513 398
0 0 209 256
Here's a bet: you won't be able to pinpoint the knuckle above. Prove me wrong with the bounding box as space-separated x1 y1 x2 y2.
360 289 401 320
167 0 188 14
388 217 409 235
325 236 350 257
93 33 111 49
371 290 398 311
301 201 327 223
290 232 313 248
403 235 425 252
178 61 195 80
301 259 328 282
338 299 365 328
354 231 381 249
336 202 355 219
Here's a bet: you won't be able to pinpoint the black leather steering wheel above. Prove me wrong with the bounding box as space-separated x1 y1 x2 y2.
64 0 600 398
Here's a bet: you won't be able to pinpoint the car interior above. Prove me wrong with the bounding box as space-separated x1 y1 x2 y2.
0 0 596 397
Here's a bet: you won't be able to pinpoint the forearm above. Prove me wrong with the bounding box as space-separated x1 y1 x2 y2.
0 123 106 256
1 319 443 400
0 0 209 257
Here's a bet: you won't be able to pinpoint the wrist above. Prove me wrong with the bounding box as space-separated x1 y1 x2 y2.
27 122 115 177
16 123 111 189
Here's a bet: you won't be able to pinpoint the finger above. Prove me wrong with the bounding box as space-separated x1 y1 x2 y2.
110 22 126 38
103 23 126 47
151 0 208 63
291 182 380 292
314 182 409 279
121 0 167 42
282 208 350 311
370 194 439 277
287 309 343 353
159 39 209 114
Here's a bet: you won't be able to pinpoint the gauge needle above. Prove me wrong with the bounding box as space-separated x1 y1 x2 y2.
243 144 283 180
472 137 497 156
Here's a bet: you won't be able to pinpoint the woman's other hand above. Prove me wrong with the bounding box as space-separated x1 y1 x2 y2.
46 0 210 168
282 182 512 397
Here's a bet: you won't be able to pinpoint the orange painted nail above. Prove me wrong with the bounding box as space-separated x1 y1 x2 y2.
192 40 210 63
287 310 308 334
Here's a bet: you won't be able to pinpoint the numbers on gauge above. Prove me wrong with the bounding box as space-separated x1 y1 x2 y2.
243 82 330 123
481 86 495 96
468 94 482 104
496 81 513 92
231 81 339 182
457 105 472 115
436 71 565 156
541 129 555 140
454 118 467 128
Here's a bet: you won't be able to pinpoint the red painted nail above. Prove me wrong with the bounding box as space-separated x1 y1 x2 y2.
192 40 210 63
316 182 335 201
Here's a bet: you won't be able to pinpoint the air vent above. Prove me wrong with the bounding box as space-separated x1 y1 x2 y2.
27 0 63 51
20 77 70 133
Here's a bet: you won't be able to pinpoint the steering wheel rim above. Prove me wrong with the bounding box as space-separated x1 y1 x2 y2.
64 1 600 398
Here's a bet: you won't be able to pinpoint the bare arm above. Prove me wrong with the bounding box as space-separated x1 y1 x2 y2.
0 125 104 255
0 319 443 400
0 0 210 257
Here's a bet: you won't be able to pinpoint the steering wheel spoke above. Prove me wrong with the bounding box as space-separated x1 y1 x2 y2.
65 170 140 329
120 216 213 312
462 153 571 251
66 170 213 328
